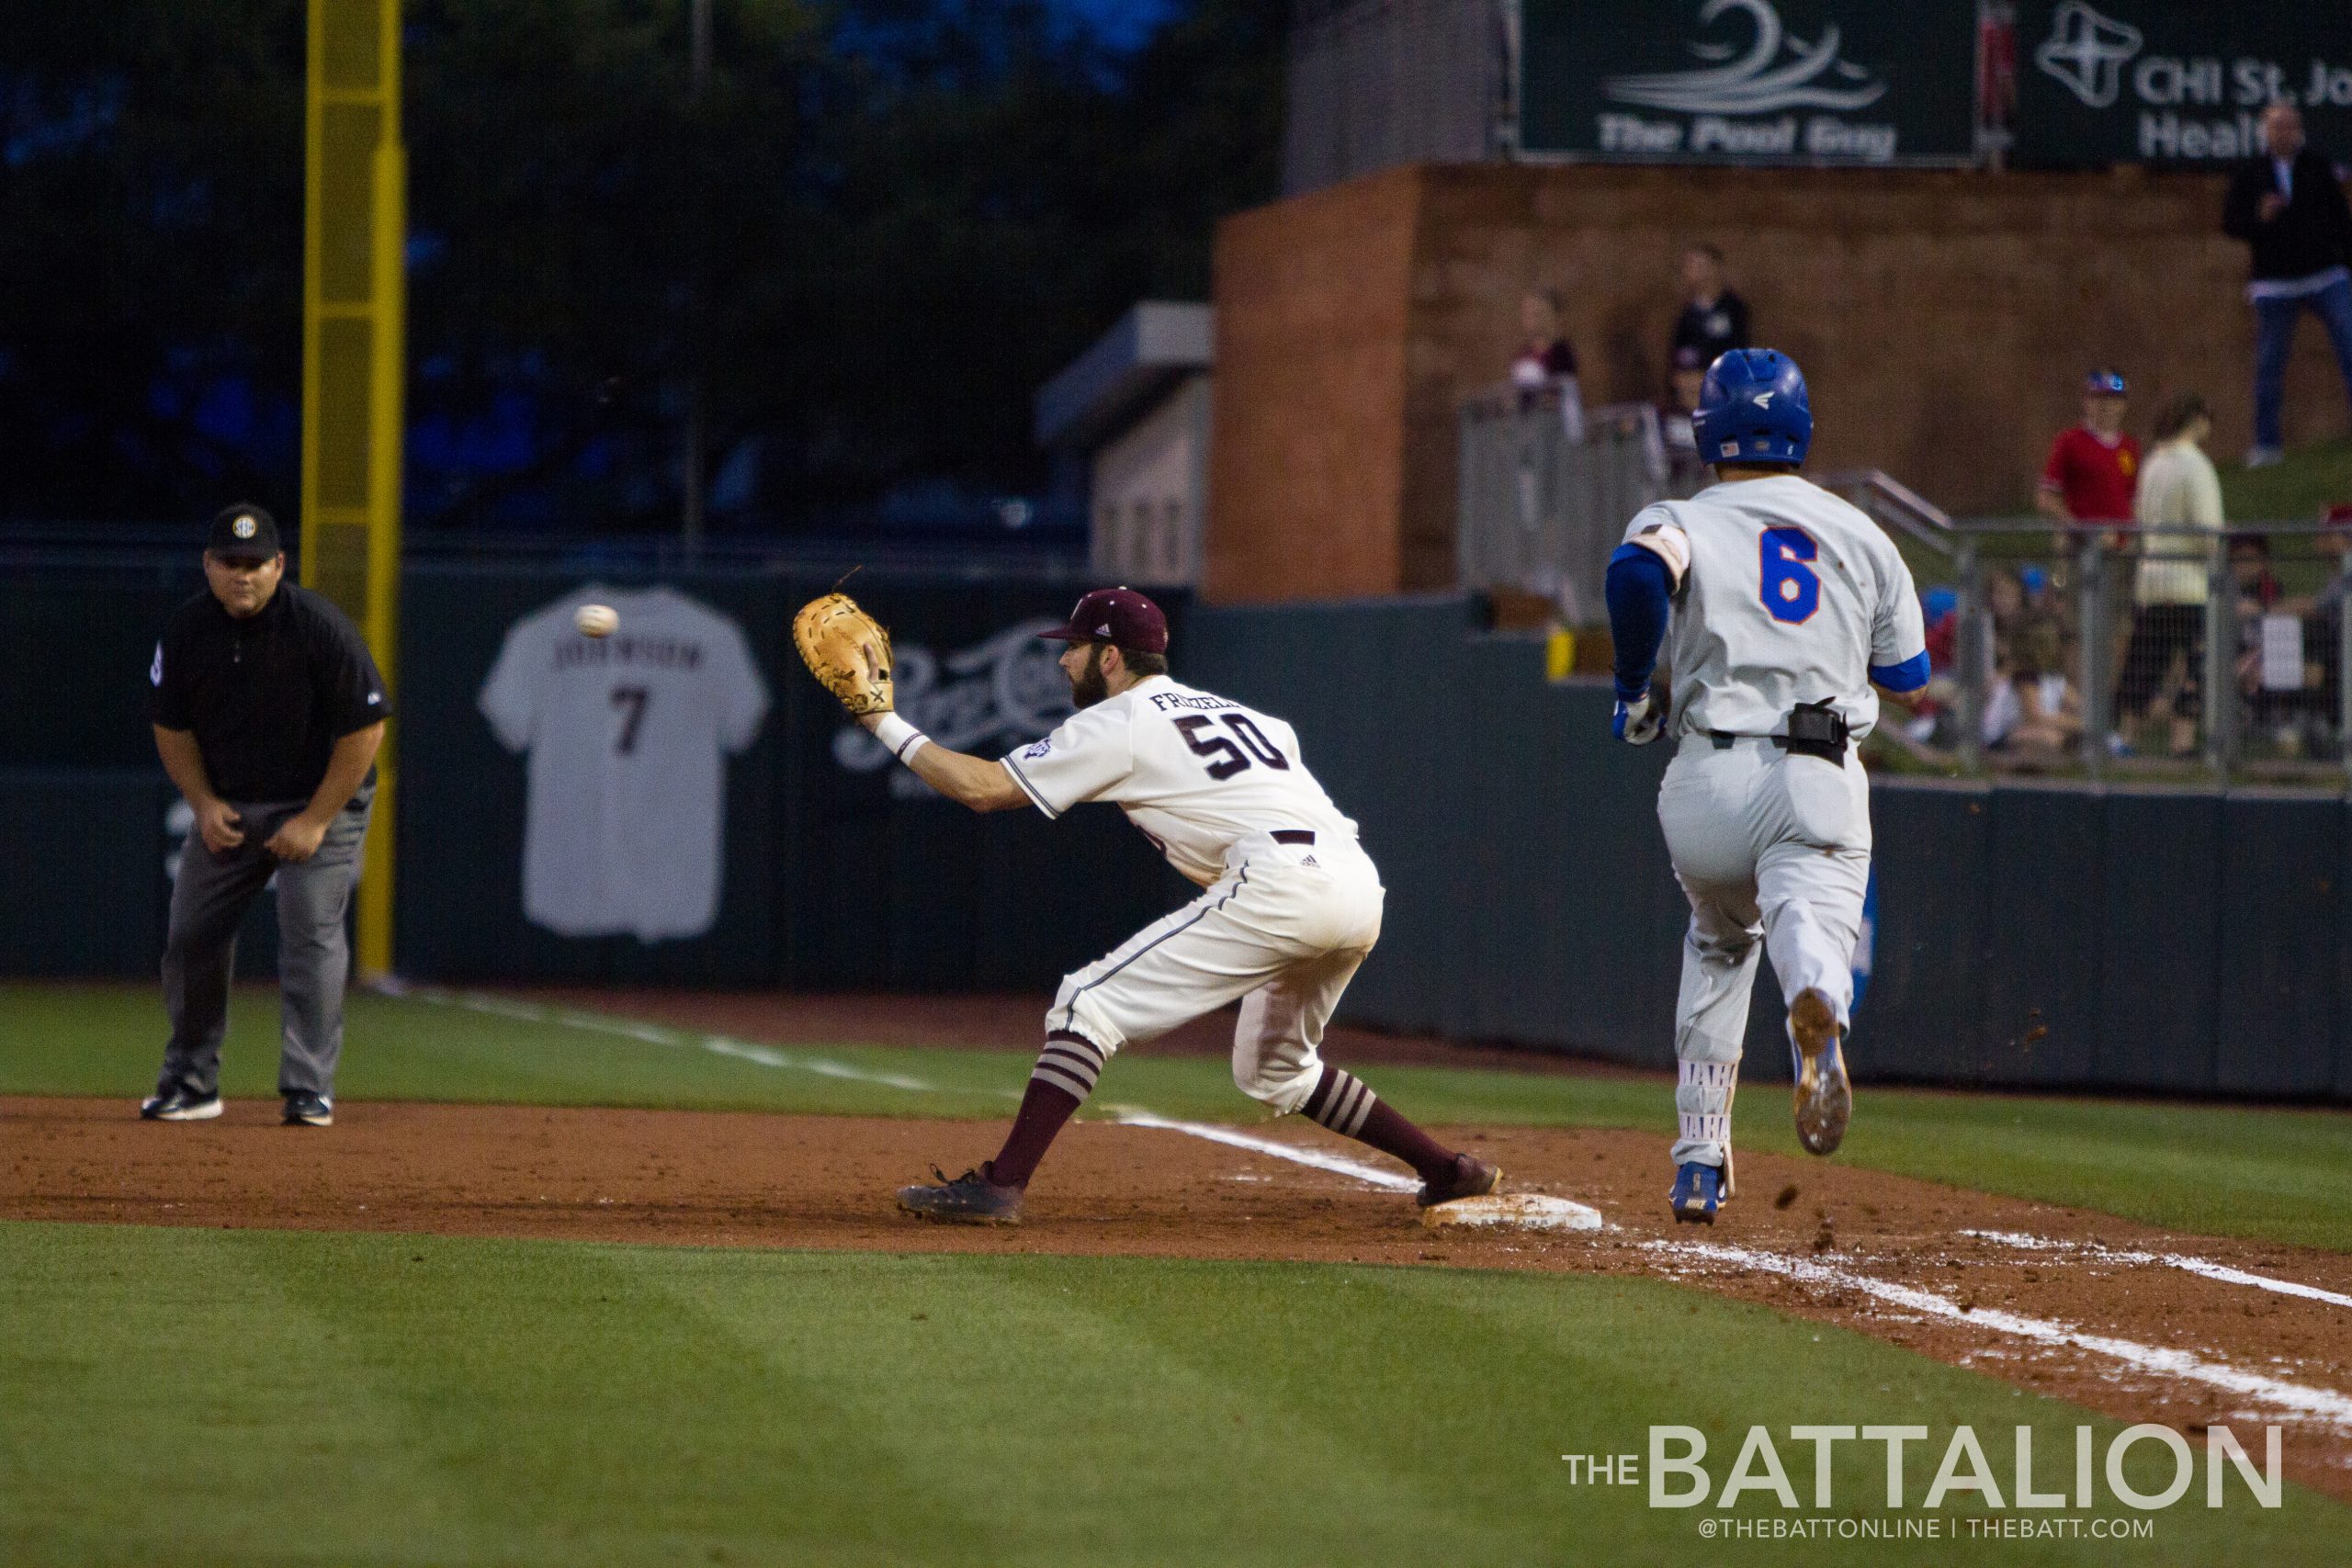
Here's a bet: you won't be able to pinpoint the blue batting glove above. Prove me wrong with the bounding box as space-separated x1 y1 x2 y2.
1613 690 1664 745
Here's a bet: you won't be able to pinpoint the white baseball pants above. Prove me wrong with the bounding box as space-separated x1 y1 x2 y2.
1047 835 1385 1113
1656 733 1871 1171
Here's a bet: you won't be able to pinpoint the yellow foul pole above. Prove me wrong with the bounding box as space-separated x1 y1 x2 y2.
302 0 405 977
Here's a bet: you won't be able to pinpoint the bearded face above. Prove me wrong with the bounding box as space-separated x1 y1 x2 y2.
1069 643 1113 709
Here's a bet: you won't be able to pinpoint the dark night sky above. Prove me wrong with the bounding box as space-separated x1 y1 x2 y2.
1048 0 1182 52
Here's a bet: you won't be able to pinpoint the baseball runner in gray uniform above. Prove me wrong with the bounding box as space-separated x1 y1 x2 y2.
1605 352 1929 1224
141 505 389 1127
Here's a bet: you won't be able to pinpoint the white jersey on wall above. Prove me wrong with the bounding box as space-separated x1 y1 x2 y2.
480 584 768 941
1000 674 1364 886
1623 474 1924 739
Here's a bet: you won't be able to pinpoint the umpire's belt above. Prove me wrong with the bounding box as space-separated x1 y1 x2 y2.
1706 700 1850 763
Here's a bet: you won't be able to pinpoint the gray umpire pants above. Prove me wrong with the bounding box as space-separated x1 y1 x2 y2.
158 785 373 1100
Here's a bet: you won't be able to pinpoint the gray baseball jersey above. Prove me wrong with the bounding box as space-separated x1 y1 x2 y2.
1623 474 1925 740
480 584 768 941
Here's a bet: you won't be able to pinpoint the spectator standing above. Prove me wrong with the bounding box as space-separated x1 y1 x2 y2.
1510 288 1577 389
2116 393 2223 758
2222 104 2352 468
2037 369 2139 547
1659 344 1710 489
1510 287 1583 439
141 505 389 1127
1670 243 1750 369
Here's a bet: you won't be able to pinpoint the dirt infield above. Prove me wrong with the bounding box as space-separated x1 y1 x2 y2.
9 1094 2352 1497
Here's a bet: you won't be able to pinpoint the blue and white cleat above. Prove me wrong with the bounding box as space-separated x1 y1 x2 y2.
1669 1162 1724 1224
1789 987 1850 1156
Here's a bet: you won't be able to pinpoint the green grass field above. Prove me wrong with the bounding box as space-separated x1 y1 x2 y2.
5 1224 2346 1567
6 980 2352 1564
9 982 2348 1251
2221 436 2352 525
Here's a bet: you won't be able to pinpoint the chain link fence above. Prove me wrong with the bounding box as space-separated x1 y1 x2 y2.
1899 525 2352 782
1282 0 1509 197
1450 406 2352 782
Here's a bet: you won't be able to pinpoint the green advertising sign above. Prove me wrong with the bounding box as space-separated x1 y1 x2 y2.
2012 2 2352 166
1518 0 1979 165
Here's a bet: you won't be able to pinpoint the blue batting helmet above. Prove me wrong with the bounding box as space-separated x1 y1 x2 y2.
1690 348 1813 468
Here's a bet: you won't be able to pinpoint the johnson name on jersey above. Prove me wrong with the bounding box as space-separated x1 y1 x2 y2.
1622 474 1925 740
480 584 768 940
1001 676 1363 886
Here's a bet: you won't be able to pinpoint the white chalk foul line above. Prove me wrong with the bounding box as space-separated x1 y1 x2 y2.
390 985 1487 1204
383 982 2347 1401
1962 1229 2352 1313
390 982 993 1098
1103 1108 1419 1192
1650 1239 2352 1436
1106 1110 1607 1229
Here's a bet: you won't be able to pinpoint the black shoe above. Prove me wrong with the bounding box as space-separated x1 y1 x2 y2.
897 1164 1023 1224
1417 1153 1503 1208
139 1086 222 1122
282 1092 334 1127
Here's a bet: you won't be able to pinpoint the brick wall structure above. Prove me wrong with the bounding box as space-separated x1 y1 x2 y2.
1206 162 2351 602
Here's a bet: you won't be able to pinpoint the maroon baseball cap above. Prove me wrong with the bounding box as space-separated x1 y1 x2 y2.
1038 587 1169 654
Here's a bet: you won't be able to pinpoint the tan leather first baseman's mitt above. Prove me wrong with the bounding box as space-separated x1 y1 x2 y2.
793 592 895 716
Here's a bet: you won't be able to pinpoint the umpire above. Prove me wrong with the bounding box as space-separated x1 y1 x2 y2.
141 504 388 1127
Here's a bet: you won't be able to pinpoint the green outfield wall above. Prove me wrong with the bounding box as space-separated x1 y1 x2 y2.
5 569 2346 1099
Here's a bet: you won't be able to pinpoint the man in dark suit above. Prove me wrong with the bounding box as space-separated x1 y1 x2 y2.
2222 103 2352 467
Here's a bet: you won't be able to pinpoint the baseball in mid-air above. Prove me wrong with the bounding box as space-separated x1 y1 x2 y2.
575 603 619 638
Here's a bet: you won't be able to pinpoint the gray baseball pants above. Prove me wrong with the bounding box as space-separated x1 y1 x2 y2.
1657 735 1870 1173
157 785 373 1100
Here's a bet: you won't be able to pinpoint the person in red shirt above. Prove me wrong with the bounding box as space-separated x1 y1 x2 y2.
2037 370 2140 540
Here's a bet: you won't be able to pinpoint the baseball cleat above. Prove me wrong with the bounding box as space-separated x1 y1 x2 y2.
139 1087 222 1122
1788 987 1849 1156
897 1165 1023 1225
1416 1153 1502 1208
1669 1162 1724 1224
282 1092 334 1127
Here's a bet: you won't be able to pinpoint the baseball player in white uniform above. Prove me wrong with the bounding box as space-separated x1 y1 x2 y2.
828 587 1500 1224
1605 349 1928 1224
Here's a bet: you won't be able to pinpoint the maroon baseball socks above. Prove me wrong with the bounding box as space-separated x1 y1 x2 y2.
1302 1065 1461 1187
982 1031 1103 1189
986 1041 1462 1193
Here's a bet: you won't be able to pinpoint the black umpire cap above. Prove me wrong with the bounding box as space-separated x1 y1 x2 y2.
207 504 282 559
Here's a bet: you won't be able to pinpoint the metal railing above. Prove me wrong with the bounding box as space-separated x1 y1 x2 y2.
1453 423 2352 784
1912 523 2352 784
1456 384 1682 624
1810 483 2352 781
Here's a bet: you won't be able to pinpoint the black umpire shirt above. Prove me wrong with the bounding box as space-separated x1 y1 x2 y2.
148 582 390 803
